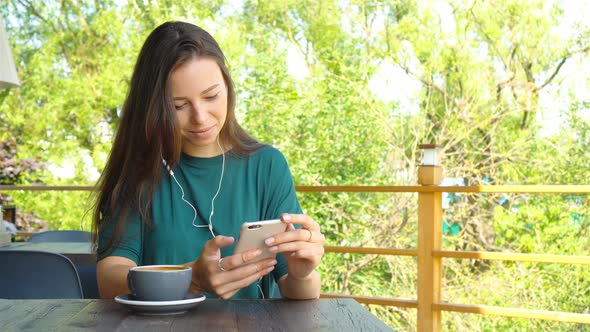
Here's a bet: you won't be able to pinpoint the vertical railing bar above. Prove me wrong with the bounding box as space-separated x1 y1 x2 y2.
417 147 444 332
417 189 443 331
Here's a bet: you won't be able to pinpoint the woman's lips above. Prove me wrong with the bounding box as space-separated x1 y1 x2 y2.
189 125 215 138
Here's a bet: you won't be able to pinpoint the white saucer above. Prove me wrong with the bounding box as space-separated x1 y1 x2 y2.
114 292 206 315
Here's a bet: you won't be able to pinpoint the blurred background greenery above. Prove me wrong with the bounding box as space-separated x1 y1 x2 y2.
1 0 589 330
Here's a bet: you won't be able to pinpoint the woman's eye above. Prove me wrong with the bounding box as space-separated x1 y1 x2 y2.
204 92 219 101
175 103 188 110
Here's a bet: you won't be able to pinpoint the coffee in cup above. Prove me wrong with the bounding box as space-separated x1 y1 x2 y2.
134 266 187 271
127 265 192 301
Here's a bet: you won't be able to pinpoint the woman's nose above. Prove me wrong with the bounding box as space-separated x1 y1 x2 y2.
189 103 206 124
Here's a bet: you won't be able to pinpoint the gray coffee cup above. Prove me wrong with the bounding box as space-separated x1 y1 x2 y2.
127 265 192 301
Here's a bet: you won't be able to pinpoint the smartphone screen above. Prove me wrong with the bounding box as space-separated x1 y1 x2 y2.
234 219 288 264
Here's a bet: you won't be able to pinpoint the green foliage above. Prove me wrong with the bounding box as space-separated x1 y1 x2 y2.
493 194 590 254
0 141 46 186
1 0 590 330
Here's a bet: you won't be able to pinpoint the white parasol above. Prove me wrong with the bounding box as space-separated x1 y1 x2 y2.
0 16 20 89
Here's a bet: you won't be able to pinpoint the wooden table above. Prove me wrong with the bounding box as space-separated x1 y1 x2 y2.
0 241 96 265
0 298 393 331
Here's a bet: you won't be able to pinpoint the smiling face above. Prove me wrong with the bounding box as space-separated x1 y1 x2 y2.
170 57 228 157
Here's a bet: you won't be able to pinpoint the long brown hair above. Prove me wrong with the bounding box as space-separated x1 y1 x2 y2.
92 21 261 255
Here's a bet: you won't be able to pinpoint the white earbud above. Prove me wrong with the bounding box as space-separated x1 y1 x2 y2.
162 158 174 175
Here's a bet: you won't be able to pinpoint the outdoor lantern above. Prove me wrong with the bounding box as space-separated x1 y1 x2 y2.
0 16 20 89
418 143 443 185
419 144 442 166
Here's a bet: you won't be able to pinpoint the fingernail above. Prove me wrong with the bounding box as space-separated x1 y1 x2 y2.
253 249 262 256
265 237 275 245
290 252 296 257
267 266 275 272
269 246 278 252
282 214 292 222
269 260 277 266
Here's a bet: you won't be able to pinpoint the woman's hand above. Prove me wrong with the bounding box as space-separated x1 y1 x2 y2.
189 235 277 299
265 214 325 280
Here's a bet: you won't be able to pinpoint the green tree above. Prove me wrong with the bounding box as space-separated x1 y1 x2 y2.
1 0 589 330
0 0 221 229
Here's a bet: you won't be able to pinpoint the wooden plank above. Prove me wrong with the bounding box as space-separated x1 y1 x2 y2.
449 185 590 193
321 293 418 308
15 231 35 239
433 302 590 324
0 185 95 191
0 300 90 331
324 245 417 256
296 185 426 192
0 299 393 331
434 251 590 265
63 300 147 331
2 184 589 193
294 185 590 193
417 191 443 332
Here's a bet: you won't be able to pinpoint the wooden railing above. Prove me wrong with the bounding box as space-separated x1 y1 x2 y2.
300 184 590 330
2 183 590 331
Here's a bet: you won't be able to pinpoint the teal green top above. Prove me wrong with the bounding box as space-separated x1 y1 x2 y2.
98 146 302 298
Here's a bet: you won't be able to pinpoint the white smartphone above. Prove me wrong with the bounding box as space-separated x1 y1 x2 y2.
234 219 288 264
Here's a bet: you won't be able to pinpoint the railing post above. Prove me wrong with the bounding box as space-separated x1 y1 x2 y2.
417 144 443 332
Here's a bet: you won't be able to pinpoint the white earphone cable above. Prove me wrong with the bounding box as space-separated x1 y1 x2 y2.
170 170 199 228
207 137 225 237
163 137 225 239
165 142 265 298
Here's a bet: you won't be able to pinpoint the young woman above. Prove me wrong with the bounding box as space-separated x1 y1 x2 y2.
93 21 324 300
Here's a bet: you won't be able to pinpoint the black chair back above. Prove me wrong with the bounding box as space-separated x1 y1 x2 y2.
0 250 84 299
28 230 92 243
77 265 100 299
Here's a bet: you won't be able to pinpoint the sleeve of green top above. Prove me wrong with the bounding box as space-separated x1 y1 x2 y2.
97 211 143 264
261 147 303 219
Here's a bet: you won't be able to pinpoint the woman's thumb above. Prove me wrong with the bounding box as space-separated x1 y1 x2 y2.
203 235 234 255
